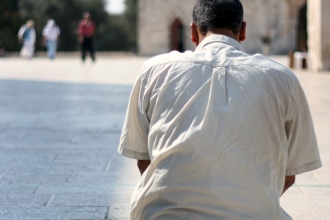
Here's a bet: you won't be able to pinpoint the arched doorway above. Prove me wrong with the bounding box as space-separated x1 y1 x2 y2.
171 18 185 52
297 3 307 51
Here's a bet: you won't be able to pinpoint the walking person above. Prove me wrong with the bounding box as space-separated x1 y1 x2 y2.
261 30 271 56
18 20 36 59
42 19 60 59
77 12 95 62
118 0 322 219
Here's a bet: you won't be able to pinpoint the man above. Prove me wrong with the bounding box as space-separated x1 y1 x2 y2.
18 20 36 59
42 19 60 59
118 0 322 219
77 12 95 62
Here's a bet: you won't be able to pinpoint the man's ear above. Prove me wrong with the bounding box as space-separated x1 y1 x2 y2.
239 22 247 42
190 22 199 46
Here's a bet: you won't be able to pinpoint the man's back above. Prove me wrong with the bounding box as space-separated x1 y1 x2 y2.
119 35 321 219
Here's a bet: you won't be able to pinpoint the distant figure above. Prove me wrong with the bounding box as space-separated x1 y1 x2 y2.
42 19 61 59
0 41 4 57
261 30 271 56
77 12 95 62
18 20 36 58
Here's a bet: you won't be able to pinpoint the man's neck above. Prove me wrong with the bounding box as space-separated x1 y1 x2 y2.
199 30 240 45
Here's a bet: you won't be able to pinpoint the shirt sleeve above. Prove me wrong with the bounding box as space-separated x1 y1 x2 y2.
18 26 25 39
118 74 150 160
285 82 322 176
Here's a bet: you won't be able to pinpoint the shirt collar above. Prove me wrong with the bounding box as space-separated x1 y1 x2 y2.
195 34 244 52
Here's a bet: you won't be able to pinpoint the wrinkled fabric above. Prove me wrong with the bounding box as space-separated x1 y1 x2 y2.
118 35 322 220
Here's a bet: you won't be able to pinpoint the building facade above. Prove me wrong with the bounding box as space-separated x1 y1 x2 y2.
138 0 330 71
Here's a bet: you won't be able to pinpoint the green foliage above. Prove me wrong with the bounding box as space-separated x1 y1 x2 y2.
0 0 22 51
123 0 137 51
0 0 138 52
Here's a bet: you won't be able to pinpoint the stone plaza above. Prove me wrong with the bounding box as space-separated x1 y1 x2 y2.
0 57 329 219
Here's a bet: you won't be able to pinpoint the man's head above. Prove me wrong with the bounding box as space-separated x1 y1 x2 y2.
47 19 55 27
191 0 246 46
83 12 91 21
26 20 35 28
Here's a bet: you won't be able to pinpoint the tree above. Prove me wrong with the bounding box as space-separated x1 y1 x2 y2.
18 0 134 51
0 0 22 51
123 0 137 51
1 0 136 52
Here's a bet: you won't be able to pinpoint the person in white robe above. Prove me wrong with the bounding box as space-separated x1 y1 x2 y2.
18 20 36 58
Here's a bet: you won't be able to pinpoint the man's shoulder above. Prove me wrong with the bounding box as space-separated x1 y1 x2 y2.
144 51 191 67
140 51 299 86
242 54 299 85
141 51 195 71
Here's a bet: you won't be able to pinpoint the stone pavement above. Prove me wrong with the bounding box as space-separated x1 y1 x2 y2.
0 57 329 219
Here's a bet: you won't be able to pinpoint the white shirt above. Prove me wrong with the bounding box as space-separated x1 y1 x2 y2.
118 35 322 220
42 25 60 41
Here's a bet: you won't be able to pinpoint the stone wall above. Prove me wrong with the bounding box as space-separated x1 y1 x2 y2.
138 0 196 55
308 0 330 71
138 0 290 56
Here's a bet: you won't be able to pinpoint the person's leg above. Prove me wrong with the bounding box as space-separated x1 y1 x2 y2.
81 38 87 62
46 40 52 59
84 37 93 61
48 41 57 59
52 41 57 58
89 37 95 62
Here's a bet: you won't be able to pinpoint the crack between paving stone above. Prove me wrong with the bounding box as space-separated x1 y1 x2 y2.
66 171 75 182
104 206 110 219
296 184 308 195
52 154 58 162
32 185 39 194
44 194 54 206
105 160 112 172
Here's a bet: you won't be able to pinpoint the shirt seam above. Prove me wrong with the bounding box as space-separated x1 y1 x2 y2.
286 158 322 176
118 147 150 160
141 62 298 87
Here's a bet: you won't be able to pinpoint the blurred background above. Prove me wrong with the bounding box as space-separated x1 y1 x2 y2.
0 0 137 52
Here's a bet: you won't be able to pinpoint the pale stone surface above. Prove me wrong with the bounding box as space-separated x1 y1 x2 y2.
0 207 108 220
308 0 330 71
0 57 329 219
138 0 291 55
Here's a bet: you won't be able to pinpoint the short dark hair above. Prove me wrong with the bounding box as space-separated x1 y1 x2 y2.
193 0 244 35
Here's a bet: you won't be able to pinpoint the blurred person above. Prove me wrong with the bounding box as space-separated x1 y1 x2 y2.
0 41 4 56
42 19 60 59
118 0 322 219
261 30 271 56
18 20 36 58
77 12 95 62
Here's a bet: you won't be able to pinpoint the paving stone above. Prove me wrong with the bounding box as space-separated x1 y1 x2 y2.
48 193 113 207
0 194 52 207
35 183 136 194
0 207 108 220
0 184 38 194
0 171 72 184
